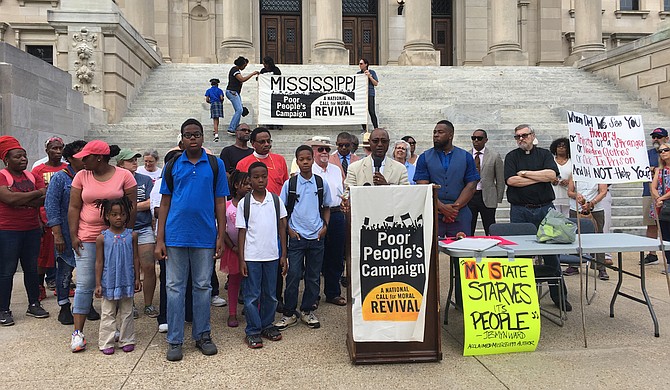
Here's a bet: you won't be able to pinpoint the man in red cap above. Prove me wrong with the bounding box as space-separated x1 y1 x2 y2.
0 135 51 326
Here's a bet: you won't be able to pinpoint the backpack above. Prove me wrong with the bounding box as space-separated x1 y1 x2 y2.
163 153 219 193
285 174 325 220
1 168 36 187
243 191 281 231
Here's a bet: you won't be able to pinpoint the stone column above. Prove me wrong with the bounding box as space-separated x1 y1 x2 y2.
219 0 255 64
120 0 157 47
398 0 439 65
565 0 604 65
482 0 528 65
312 0 349 64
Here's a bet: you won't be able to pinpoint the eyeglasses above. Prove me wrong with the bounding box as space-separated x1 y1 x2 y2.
254 139 272 145
514 133 533 140
317 147 331 153
652 135 665 139
557 144 567 148
337 143 351 148
471 136 484 141
182 132 202 139
660 148 670 153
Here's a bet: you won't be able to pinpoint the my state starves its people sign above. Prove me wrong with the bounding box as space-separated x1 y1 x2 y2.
459 258 541 356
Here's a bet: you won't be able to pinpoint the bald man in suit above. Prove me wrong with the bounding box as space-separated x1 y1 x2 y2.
344 128 409 189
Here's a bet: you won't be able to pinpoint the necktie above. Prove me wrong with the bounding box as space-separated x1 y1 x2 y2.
475 152 481 173
341 155 348 174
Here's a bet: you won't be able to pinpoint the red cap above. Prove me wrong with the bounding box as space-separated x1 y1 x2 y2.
73 140 110 159
0 136 25 160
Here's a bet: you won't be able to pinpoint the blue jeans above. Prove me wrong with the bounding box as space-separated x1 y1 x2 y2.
226 90 243 132
165 246 214 344
73 242 96 315
243 260 278 336
323 211 345 300
56 256 75 306
284 238 324 316
0 229 41 311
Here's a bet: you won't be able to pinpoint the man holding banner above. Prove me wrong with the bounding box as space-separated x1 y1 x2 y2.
504 124 571 312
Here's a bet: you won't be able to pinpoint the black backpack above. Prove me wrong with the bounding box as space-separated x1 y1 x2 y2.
285 174 325 220
243 191 281 231
163 153 219 193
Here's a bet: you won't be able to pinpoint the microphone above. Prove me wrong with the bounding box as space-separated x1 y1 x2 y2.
373 156 383 173
363 183 371 186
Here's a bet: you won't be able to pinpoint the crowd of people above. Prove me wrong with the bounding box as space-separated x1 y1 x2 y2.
1 117 668 361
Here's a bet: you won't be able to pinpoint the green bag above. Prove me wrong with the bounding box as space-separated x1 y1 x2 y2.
537 209 577 244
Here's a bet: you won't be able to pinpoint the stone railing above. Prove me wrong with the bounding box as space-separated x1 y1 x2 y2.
47 1 161 123
577 26 670 116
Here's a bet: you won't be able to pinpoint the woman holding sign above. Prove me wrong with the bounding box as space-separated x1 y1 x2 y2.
226 56 259 136
650 143 670 274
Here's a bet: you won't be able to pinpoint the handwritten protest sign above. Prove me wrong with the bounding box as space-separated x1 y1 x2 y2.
567 111 650 184
257 74 368 125
460 258 540 356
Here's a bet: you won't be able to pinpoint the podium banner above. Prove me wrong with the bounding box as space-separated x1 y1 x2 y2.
350 185 433 342
257 74 368 125
460 258 541 356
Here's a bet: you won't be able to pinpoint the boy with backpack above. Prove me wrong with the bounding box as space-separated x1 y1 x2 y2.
274 145 332 330
236 161 287 348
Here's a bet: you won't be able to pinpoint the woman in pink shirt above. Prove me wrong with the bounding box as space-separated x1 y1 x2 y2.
67 140 137 352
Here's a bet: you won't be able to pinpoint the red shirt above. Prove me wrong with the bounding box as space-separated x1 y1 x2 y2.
32 162 68 223
236 153 289 196
0 170 46 231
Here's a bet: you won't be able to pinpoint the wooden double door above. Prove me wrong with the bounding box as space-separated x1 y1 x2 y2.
432 17 452 66
343 17 377 65
261 15 301 64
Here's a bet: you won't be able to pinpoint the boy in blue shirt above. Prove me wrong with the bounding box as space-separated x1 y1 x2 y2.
205 78 224 142
274 145 331 331
236 161 287 348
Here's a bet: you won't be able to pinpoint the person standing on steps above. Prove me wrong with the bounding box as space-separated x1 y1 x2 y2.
226 56 259 136
259 56 282 131
220 123 253 175
357 58 379 131
205 78 224 142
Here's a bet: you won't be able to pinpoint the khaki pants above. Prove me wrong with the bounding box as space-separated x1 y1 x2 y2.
99 296 135 350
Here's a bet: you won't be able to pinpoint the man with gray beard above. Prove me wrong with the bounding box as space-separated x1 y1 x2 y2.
504 124 572 312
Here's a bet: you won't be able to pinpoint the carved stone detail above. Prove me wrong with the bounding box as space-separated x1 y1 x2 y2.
72 27 100 94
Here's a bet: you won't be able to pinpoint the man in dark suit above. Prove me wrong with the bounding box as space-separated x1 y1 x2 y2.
467 129 505 236
329 132 360 182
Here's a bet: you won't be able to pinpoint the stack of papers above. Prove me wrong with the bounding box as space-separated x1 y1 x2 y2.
441 237 501 251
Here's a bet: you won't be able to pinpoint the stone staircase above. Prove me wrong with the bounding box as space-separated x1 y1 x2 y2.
90 63 670 235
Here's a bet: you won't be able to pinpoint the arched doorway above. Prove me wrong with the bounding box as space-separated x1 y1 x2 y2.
342 0 378 65
432 0 452 66
260 0 302 64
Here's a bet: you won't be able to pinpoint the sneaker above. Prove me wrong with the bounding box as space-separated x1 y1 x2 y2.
274 314 298 330
245 334 263 349
195 332 218 356
598 270 610 281
210 295 227 307
562 266 579 276
158 323 168 333
122 344 135 353
87 305 100 321
58 303 74 325
46 279 57 291
641 253 659 265
213 134 219 142
166 343 183 361
101 347 115 355
38 285 46 301
144 305 159 318
227 129 236 136
300 311 321 329
133 305 139 319
261 327 282 341
0 310 14 326
26 302 49 318
71 330 87 352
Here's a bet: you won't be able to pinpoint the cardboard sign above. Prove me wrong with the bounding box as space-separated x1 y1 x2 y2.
460 258 541 356
350 185 434 342
257 74 368 125
567 110 651 184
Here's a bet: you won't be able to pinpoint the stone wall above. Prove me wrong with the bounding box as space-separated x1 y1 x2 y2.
577 25 670 116
0 42 104 162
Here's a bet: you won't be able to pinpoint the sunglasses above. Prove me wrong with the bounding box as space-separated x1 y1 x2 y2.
652 135 665 139
317 147 331 153
514 133 532 140
337 143 351 148
660 148 670 153
471 136 484 141
182 132 202 139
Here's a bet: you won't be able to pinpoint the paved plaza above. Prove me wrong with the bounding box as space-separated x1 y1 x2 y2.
1 252 670 389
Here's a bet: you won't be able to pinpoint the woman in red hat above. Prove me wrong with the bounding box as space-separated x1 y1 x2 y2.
0 135 51 326
67 140 137 352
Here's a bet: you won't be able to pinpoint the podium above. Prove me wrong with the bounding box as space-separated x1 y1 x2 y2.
345 186 442 364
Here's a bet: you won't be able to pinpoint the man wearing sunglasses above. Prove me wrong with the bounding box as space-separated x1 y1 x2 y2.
505 124 571 312
468 129 504 236
329 132 360 182
641 127 669 265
